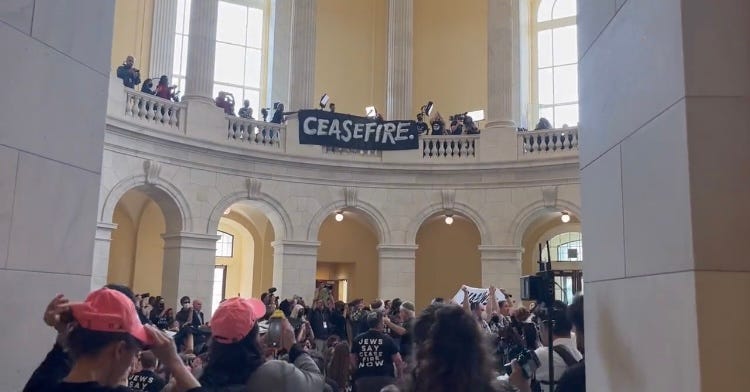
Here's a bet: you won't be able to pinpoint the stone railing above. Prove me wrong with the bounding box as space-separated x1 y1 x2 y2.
226 116 284 149
124 89 185 131
420 135 480 160
518 127 579 156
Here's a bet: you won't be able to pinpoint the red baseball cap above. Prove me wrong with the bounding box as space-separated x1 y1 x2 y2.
69 288 153 346
210 297 266 344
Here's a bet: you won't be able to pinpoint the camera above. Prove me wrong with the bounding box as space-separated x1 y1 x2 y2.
503 349 541 378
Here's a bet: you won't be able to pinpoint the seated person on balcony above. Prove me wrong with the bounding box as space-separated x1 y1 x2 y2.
430 113 446 135
450 114 465 135
238 100 254 119
215 92 236 115
465 115 480 135
141 78 156 95
416 113 429 134
534 117 552 130
155 75 178 101
116 55 141 88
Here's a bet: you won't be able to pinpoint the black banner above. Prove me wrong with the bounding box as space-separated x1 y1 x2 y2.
298 110 419 151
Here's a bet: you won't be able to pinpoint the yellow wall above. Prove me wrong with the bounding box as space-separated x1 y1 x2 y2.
415 217 481 310
108 205 137 286
317 216 379 303
111 0 154 78
314 0 387 116
217 219 255 298
132 201 165 294
413 0 488 119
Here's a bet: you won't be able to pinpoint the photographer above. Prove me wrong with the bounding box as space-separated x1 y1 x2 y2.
309 298 332 354
464 115 480 135
116 56 141 88
155 75 178 102
214 91 236 116
450 114 465 135
416 113 429 135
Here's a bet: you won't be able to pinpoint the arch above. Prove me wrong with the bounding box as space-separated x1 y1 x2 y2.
509 198 582 246
206 191 292 241
406 202 491 244
101 174 191 233
307 200 390 244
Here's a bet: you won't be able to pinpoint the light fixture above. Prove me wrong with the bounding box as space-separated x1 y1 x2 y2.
365 106 377 118
465 109 485 122
223 207 231 215
561 212 571 223
444 215 454 225
335 211 344 222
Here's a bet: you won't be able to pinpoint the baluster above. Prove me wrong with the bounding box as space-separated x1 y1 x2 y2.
522 135 530 153
436 140 444 157
468 139 475 156
555 132 563 150
155 102 164 123
572 131 579 149
168 108 177 127
446 140 453 157
540 133 548 152
125 95 133 116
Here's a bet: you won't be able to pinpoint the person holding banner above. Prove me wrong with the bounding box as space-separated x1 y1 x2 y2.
461 286 492 334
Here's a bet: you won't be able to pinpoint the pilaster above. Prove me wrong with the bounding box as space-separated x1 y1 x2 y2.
378 244 418 301
91 222 118 291
161 232 219 313
272 240 320 303
479 245 522 299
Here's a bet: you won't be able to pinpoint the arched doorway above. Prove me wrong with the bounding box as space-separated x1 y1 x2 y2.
317 210 380 303
520 211 583 304
212 203 276 313
415 214 482 310
107 186 182 297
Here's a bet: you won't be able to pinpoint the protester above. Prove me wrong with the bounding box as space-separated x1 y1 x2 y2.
327 341 352 392
238 100 254 119
309 299 332 353
24 288 203 392
116 56 141 88
350 311 403 392
155 75 177 101
197 297 325 391
128 351 165 392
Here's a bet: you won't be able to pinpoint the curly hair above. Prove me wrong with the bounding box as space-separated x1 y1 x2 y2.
411 305 497 392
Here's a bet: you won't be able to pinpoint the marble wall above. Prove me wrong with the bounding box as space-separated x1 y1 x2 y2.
0 1 115 390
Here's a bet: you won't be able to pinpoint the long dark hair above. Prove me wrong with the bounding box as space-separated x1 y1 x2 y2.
327 341 351 390
199 324 265 387
412 305 497 392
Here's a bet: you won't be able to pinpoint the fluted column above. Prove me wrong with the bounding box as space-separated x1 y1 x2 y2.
267 0 293 108
386 0 413 121
288 0 317 111
183 0 218 102
149 0 178 79
486 0 517 127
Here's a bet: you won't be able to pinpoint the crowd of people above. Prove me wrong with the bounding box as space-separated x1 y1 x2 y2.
117 56 181 103
23 277 585 392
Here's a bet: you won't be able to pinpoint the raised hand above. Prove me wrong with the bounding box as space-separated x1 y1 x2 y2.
43 294 71 332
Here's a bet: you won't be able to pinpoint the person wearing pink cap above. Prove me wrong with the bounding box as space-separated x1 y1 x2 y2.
197 297 325 391
24 288 205 392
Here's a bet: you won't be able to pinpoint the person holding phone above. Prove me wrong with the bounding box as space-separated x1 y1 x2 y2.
198 297 324 391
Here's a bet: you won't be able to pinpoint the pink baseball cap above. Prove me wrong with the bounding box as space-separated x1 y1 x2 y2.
69 288 153 346
210 297 266 344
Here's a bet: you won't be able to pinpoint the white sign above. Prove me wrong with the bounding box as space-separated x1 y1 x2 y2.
452 285 506 305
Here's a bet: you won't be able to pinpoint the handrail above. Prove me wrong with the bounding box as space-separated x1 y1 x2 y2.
518 127 579 155
226 116 284 149
124 89 185 131
420 134 480 159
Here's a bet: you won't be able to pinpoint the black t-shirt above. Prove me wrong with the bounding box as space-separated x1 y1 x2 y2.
351 330 399 379
399 318 414 357
128 370 166 392
416 121 428 134
556 360 585 392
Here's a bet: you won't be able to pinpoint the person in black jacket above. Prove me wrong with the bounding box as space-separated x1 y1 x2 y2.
116 56 141 89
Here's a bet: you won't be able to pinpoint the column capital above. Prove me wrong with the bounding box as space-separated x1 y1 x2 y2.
478 245 523 261
377 244 418 253
272 240 320 256
162 232 220 250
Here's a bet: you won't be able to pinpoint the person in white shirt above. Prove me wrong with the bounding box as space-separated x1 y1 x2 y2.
533 300 583 392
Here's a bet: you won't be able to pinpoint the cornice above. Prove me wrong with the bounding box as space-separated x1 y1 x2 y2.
104 118 581 189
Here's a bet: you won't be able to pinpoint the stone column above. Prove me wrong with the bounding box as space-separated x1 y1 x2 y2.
288 0 316 111
479 245 522 299
91 222 118 291
482 0 521 160
386 0 413 121
183 0 218 103
377 244 418 301
580 1 750 391
272 240 319 303
267 0 293 107
149 0 178 79
161 232 219 313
